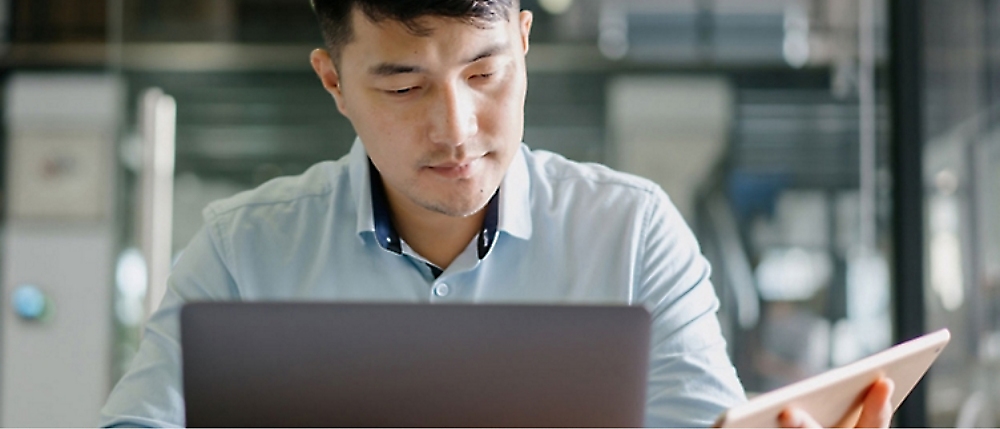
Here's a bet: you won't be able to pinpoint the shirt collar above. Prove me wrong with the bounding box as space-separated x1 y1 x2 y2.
349 138 532 258
349 138 374 237
368 160 403 254
498 145 533 240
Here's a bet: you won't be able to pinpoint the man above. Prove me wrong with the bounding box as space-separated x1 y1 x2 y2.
100 1 893 427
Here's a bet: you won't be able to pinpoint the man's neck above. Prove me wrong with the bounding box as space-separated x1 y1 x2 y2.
388 199 486 270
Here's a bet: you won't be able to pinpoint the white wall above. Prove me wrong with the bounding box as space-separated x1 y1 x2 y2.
608 76 733 222
2 74 122 426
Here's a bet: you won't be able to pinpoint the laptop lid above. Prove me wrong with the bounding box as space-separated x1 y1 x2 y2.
181 302 651 428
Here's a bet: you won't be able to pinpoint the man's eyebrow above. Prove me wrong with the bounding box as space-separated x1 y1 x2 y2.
368 63 426 77
367 44 508 76
466 44 507 63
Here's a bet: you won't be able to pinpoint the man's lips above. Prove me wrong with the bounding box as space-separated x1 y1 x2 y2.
425 156 485 179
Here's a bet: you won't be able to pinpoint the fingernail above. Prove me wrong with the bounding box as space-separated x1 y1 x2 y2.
781 409 804 427
884 377 895 391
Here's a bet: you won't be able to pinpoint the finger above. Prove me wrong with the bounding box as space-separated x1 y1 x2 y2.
855 377 895 428
779 407 823 428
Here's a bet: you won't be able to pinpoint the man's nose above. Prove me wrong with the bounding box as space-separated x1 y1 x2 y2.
428 82 478 147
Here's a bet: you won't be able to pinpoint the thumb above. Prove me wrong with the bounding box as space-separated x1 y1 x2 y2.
855 377 895 428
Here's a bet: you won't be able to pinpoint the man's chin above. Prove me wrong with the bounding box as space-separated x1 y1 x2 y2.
425 203 488 218
419 193 494 218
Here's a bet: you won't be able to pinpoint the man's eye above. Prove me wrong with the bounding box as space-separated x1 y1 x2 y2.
387 87 417 95
472 73 495 80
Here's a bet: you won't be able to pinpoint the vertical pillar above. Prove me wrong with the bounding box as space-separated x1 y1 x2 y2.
889 0 928 426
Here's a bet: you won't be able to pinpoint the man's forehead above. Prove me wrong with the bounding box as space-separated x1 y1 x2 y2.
349 5 510 38
344 8 514 67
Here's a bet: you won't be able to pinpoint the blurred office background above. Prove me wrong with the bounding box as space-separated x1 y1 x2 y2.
0 0 995 427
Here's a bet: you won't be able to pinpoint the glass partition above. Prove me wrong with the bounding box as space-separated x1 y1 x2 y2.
921 0 1000 426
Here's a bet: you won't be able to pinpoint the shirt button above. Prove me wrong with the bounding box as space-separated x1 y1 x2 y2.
433 283 450 297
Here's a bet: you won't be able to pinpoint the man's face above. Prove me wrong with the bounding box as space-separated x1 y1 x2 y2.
312 8 533 218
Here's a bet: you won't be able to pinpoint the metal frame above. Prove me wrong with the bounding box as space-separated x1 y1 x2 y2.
889 0 927 426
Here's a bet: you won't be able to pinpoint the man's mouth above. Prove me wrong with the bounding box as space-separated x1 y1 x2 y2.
425 155 486 179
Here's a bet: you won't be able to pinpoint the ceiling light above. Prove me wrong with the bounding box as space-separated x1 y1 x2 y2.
539 0 573 15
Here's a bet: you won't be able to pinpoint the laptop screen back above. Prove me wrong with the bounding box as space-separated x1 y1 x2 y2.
181 303 651 427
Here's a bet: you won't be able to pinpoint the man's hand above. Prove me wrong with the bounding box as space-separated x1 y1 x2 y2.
778 377 896 428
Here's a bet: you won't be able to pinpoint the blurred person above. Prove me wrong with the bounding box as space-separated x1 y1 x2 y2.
99 1 892 427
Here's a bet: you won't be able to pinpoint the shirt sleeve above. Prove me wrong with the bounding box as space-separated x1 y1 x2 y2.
99 219 240 428
637 188 747 428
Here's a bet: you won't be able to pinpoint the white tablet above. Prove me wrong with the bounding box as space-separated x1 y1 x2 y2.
715 328 951 428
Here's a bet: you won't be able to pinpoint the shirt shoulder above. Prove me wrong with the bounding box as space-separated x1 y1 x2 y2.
201 157 348 223
524 147 665 201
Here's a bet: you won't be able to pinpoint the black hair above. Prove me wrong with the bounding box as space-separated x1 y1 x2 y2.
311 0 517 65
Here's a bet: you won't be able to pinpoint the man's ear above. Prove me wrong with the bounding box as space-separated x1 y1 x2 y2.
310 49 349 116
518 10 533 55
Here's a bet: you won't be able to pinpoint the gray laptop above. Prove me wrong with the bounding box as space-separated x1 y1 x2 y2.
181 302 651 427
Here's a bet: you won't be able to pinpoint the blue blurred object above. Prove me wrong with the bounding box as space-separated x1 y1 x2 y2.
727 170 791 221
13 284 48 320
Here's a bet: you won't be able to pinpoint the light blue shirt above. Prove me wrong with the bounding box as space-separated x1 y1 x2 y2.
100 140 746 427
